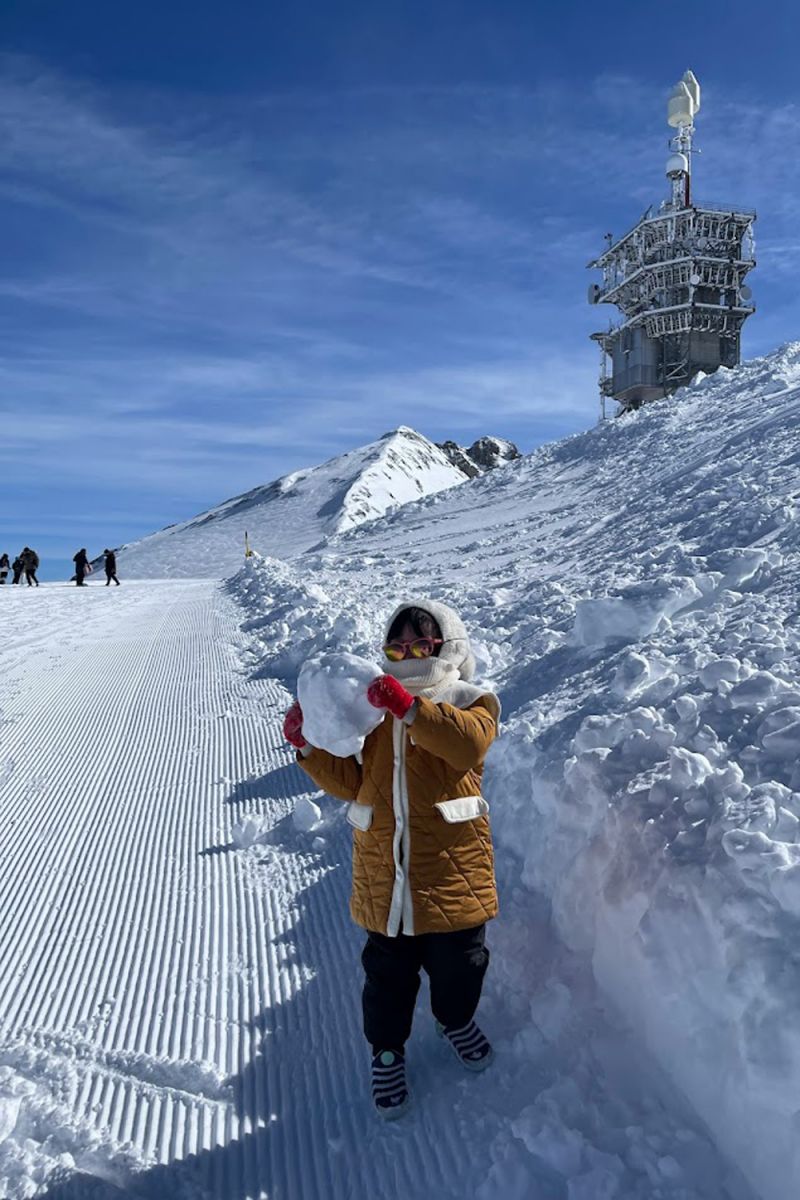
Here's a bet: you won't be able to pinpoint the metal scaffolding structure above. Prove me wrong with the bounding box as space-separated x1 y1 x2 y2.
588 71 756 417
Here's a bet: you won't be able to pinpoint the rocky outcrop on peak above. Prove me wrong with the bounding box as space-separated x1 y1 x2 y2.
437 436 521 479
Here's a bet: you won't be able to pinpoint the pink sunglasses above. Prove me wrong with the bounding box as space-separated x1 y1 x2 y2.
383 637 444 662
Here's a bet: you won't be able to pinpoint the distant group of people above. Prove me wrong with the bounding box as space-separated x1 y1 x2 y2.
73 548 121 587
0 547 121 587
0 548 40 586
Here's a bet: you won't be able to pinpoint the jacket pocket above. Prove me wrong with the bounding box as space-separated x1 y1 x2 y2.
434 796 489 824
346 802 374 832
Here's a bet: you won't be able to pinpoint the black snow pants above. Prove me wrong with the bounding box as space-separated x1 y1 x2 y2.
362 924 489 1054
105 571 120 586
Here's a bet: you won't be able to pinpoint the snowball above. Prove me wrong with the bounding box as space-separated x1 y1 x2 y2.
297 652 384 757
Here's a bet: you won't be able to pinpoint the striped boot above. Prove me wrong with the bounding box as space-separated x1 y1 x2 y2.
371 1049 410 1119
436 1019 494 1071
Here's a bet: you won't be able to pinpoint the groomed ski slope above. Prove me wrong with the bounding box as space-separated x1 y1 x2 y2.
0 580 752 1200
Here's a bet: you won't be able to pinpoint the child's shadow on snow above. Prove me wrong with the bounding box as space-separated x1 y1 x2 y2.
224 761 301 807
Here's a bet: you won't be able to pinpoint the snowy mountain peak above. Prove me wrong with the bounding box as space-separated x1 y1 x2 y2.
117 426 466 578
334 427 465 535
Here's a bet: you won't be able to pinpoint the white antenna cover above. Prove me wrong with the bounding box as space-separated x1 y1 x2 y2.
666 152 689 176
682 70 701 113
668 80 694 128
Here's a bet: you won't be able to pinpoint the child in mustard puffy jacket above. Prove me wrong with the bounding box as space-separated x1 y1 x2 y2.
283 598 500 1119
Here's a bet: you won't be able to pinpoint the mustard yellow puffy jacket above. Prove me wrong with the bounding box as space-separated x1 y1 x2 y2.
298 693 499 936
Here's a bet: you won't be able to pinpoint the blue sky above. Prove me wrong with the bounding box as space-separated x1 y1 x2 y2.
2 0 799 579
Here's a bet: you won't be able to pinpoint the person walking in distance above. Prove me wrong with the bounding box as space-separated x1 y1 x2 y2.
11 555 23 585
0 553 9 584
283 599 499 1120
22 547 40 587
104 549 120 586
73 548 90 586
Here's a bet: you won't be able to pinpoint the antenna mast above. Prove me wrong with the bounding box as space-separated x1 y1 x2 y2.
588 69 756 417
666 70 700 209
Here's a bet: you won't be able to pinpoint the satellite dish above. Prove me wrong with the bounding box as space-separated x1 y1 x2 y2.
740 285 752 300
588 283 602 304
690 272 701 286
696 236 709 250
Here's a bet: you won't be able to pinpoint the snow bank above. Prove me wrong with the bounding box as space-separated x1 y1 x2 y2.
488 555 800 1200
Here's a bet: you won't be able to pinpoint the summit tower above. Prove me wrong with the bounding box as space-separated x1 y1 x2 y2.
588 71 756 416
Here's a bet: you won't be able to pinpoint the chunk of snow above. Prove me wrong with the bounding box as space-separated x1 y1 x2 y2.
297 652 384 757
292 795 322 832
0 1093 21 1141
572 579 702 648
759 707 800 760
232 816 271 848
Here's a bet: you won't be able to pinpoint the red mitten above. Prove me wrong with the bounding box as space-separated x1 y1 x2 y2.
283 700 307 749
367 675 415 720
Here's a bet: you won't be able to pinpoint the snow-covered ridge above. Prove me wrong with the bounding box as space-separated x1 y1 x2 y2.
230 343 800 1200
116 426 467 579
117 426 521 581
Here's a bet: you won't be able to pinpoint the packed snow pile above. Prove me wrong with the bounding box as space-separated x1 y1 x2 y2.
297 652 383 756
229 344 800 1200
116 427 468 580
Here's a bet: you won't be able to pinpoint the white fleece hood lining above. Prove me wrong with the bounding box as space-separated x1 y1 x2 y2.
383 597 476 683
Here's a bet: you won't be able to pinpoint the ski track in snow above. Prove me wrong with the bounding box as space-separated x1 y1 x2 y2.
0 580 348 1199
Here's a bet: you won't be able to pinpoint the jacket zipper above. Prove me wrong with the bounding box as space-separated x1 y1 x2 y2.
387 719 414 937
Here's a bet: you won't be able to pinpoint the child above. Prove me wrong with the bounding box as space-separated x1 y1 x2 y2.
283 598 499 1119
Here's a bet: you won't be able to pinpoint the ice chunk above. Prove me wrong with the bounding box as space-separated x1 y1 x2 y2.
298 652 384 756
